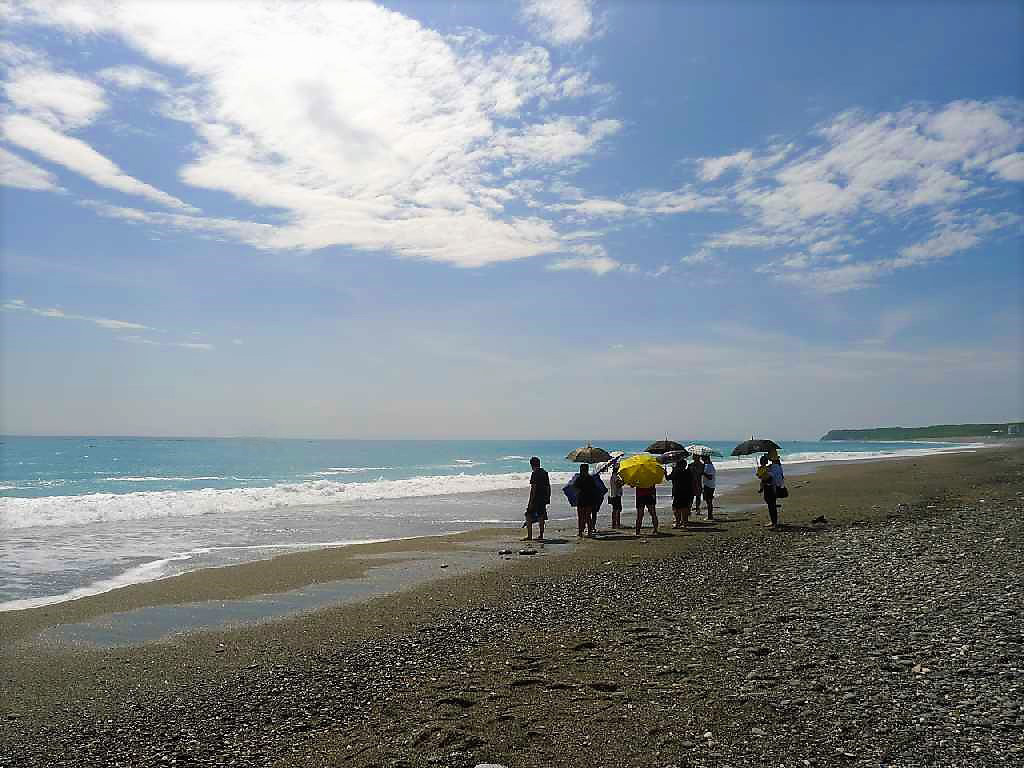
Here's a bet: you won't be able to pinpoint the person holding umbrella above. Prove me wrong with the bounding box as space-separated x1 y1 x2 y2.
757 454 779 528
666 456 694 528
572 463 601 538
617 453 665 537
701 454 717 521
690 454 705 515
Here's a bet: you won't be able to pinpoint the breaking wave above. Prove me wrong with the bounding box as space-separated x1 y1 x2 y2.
0 471 574 530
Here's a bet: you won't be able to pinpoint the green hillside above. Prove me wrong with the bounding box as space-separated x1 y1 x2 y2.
821 423 1023 441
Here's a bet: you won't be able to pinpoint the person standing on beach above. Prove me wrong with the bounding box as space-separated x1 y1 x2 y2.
607 462 624 528
572 463 600 538
526 456 550 541
667 458 693 528
757 454 779 528
690 455 705 515
702 456 717 521
635 483 659 536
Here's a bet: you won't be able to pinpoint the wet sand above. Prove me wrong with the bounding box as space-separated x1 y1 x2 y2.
2 444 1021 767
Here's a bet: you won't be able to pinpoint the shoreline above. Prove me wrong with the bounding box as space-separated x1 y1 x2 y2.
2 444 1021 767
0 439 996 621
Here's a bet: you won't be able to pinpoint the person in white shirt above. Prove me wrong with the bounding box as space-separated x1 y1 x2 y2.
607 463 624 528
702 457 717 520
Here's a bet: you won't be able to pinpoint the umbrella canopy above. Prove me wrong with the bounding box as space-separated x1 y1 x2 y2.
657 450 689 464
685 444 722 458
645 439 684 454
617 453 666 487
566 443 612 463
731 439 781 456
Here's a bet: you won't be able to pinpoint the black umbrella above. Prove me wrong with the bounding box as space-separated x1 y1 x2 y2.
566 443 612 463
646 440 685 454
731 439 781 456
656 450 689 464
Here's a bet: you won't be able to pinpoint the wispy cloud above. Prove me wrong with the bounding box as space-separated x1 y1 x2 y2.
5 1 620 268
680 248 713 265
0 48 194 210
685 100 1024 291
547 249 621 275
521 0 598 46
2 297 215 349
97 65 170 94
3 114 194 210
0 145 60 191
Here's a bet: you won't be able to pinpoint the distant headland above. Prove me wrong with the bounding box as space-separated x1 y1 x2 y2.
821 423 1023 441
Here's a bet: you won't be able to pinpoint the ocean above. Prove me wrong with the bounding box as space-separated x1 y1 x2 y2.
0 436 977 610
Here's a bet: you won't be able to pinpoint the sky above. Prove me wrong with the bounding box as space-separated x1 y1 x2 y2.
0 0 1022 440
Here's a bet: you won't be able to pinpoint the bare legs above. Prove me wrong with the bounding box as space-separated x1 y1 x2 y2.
635 503 658 536
577 505 594 537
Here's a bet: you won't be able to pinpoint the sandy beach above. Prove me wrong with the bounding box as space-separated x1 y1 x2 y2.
1 445 1022 767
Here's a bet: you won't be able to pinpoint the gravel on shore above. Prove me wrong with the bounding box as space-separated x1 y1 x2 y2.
1 447 1021 767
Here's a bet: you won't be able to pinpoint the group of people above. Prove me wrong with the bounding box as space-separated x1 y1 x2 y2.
523 451 787 540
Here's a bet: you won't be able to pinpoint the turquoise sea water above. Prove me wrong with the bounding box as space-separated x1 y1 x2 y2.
0 436 974 609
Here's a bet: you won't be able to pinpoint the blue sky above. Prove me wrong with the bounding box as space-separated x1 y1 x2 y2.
1 0 1021 439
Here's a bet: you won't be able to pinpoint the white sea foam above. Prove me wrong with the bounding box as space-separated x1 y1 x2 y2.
710 442 984 471
0 549 206 611
99 476 229 482
0 538 409 611
310 467 392 476
0 443 982 532
499 455 528 460
0 471 574 530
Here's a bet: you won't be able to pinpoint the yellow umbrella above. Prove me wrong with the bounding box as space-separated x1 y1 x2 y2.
617 453 665 488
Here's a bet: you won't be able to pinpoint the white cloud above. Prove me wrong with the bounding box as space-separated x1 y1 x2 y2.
680 248 712 265
8 0 619 267
761 211 1020 293
174 342 214 351
97 65 169 93
0 297 215 348
632 188 721 215
556 197 631 217
0 145 60 190
698 150 754 181
547 254 620 275
92 317 149 331
722 102 1024 233
3 115 194 210
686 100 1023 291
3 66 107 129
521 0 596 45
496 116 621 169
990 152 1024 182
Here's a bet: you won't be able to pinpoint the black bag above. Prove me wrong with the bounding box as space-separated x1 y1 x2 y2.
775 485 789 499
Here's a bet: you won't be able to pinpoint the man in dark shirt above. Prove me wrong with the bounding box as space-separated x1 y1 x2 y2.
526 456 551 541
572 463 600 538
667 458 694 528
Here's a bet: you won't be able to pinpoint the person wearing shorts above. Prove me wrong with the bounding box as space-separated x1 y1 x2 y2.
525 456 550 541
757 454 778 528
607 463 624 528
635 485 658 536
690 456 705 514
667 458 694 528
701 457 717 521
572 463 600 538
